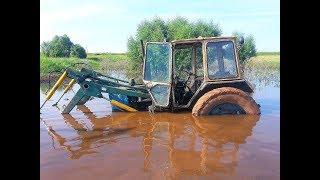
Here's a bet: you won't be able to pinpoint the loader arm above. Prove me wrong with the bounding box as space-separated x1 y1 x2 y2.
45 68 151 114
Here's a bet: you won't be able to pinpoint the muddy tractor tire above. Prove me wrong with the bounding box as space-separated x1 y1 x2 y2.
192 87 260 116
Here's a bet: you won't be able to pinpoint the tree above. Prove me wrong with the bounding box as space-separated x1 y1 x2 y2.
40 34 87 58
167 17 192 40
127 17 168 78
70 44 87 59
232 32 257 63
127 16 222 78
192 20 221 37
40 41 51 57
47 35 73 57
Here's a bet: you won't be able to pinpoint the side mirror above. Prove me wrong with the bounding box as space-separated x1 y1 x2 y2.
140 39 145 59
163 30 168 42
238 37 244 46
237 37 244 50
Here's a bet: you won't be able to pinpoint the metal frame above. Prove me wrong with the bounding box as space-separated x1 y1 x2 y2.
142 42 173 107
61 68 151 114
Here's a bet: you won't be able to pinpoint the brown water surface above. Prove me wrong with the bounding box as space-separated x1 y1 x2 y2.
40 72 280 179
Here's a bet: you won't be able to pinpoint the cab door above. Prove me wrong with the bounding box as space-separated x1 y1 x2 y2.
143 42 172 107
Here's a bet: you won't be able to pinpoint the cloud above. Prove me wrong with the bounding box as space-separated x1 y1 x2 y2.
215 11 280 17
41 5 104 23
40 0 279 52
40 1 126 43
157 11 279 21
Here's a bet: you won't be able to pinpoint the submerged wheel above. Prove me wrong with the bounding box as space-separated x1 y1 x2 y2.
192 87 260 116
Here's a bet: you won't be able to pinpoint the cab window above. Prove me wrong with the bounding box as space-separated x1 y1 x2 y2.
206 41 238 79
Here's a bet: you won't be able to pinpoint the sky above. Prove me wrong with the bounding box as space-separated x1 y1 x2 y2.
40 0 280 53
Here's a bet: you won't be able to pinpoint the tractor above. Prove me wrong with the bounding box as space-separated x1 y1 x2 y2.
40 36 260 116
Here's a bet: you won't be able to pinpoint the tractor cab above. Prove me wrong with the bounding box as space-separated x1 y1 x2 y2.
143 36 256 113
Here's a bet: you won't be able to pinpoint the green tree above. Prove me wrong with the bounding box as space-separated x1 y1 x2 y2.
127 16 222 78
40 41 51 57
127 17 168 78
192 20 221 37
167 17 192 40
40 34 74 58
70 44 87 59
232 32 257 63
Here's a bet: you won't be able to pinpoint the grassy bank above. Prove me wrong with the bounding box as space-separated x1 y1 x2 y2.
40 52 279 81
87 53 128 61
40 53 130 78
40 55 98 74
245 52 280 70
256 52 280 56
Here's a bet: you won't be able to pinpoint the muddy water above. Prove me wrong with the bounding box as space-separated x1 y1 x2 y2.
40 71 279 180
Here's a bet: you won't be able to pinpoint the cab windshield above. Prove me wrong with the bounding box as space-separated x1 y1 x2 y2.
144 43 171 83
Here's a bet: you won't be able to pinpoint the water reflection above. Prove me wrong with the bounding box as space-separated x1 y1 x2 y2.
43 105 260 177
42 106 135 159
244 68 280 90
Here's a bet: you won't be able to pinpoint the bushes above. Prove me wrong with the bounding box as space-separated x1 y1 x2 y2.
40 34 87 59
127 16 222 78
127 16 257 79
40 54 99 75
71 44 87 59
233 32 257 63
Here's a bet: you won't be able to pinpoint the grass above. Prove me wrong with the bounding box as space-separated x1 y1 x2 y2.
86 53 130 75
40 54 100 75
245 52 280 70
244 52 280 89
87 53 128 61
40 53 130 80
40 52 279 80
256 52 280 56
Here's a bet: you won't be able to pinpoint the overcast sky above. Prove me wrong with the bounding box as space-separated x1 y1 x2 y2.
40 0 280 53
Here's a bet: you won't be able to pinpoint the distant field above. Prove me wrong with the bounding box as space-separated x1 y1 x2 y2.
40 53 129 79
40 52 279 80
246 52 280 70
40 54 99 75
256 52 280 56
87 53 128 61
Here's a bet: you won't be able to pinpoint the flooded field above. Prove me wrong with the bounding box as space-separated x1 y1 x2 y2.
40 68 280 179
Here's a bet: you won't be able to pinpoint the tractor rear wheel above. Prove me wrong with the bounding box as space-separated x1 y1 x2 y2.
192 87 260 116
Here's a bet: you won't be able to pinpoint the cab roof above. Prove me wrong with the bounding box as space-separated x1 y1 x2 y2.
171 36 236 44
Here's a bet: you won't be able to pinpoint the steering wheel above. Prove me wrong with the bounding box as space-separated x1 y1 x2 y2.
181 69 196 91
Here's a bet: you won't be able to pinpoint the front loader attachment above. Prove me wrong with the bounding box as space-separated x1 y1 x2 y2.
41 68 152 114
